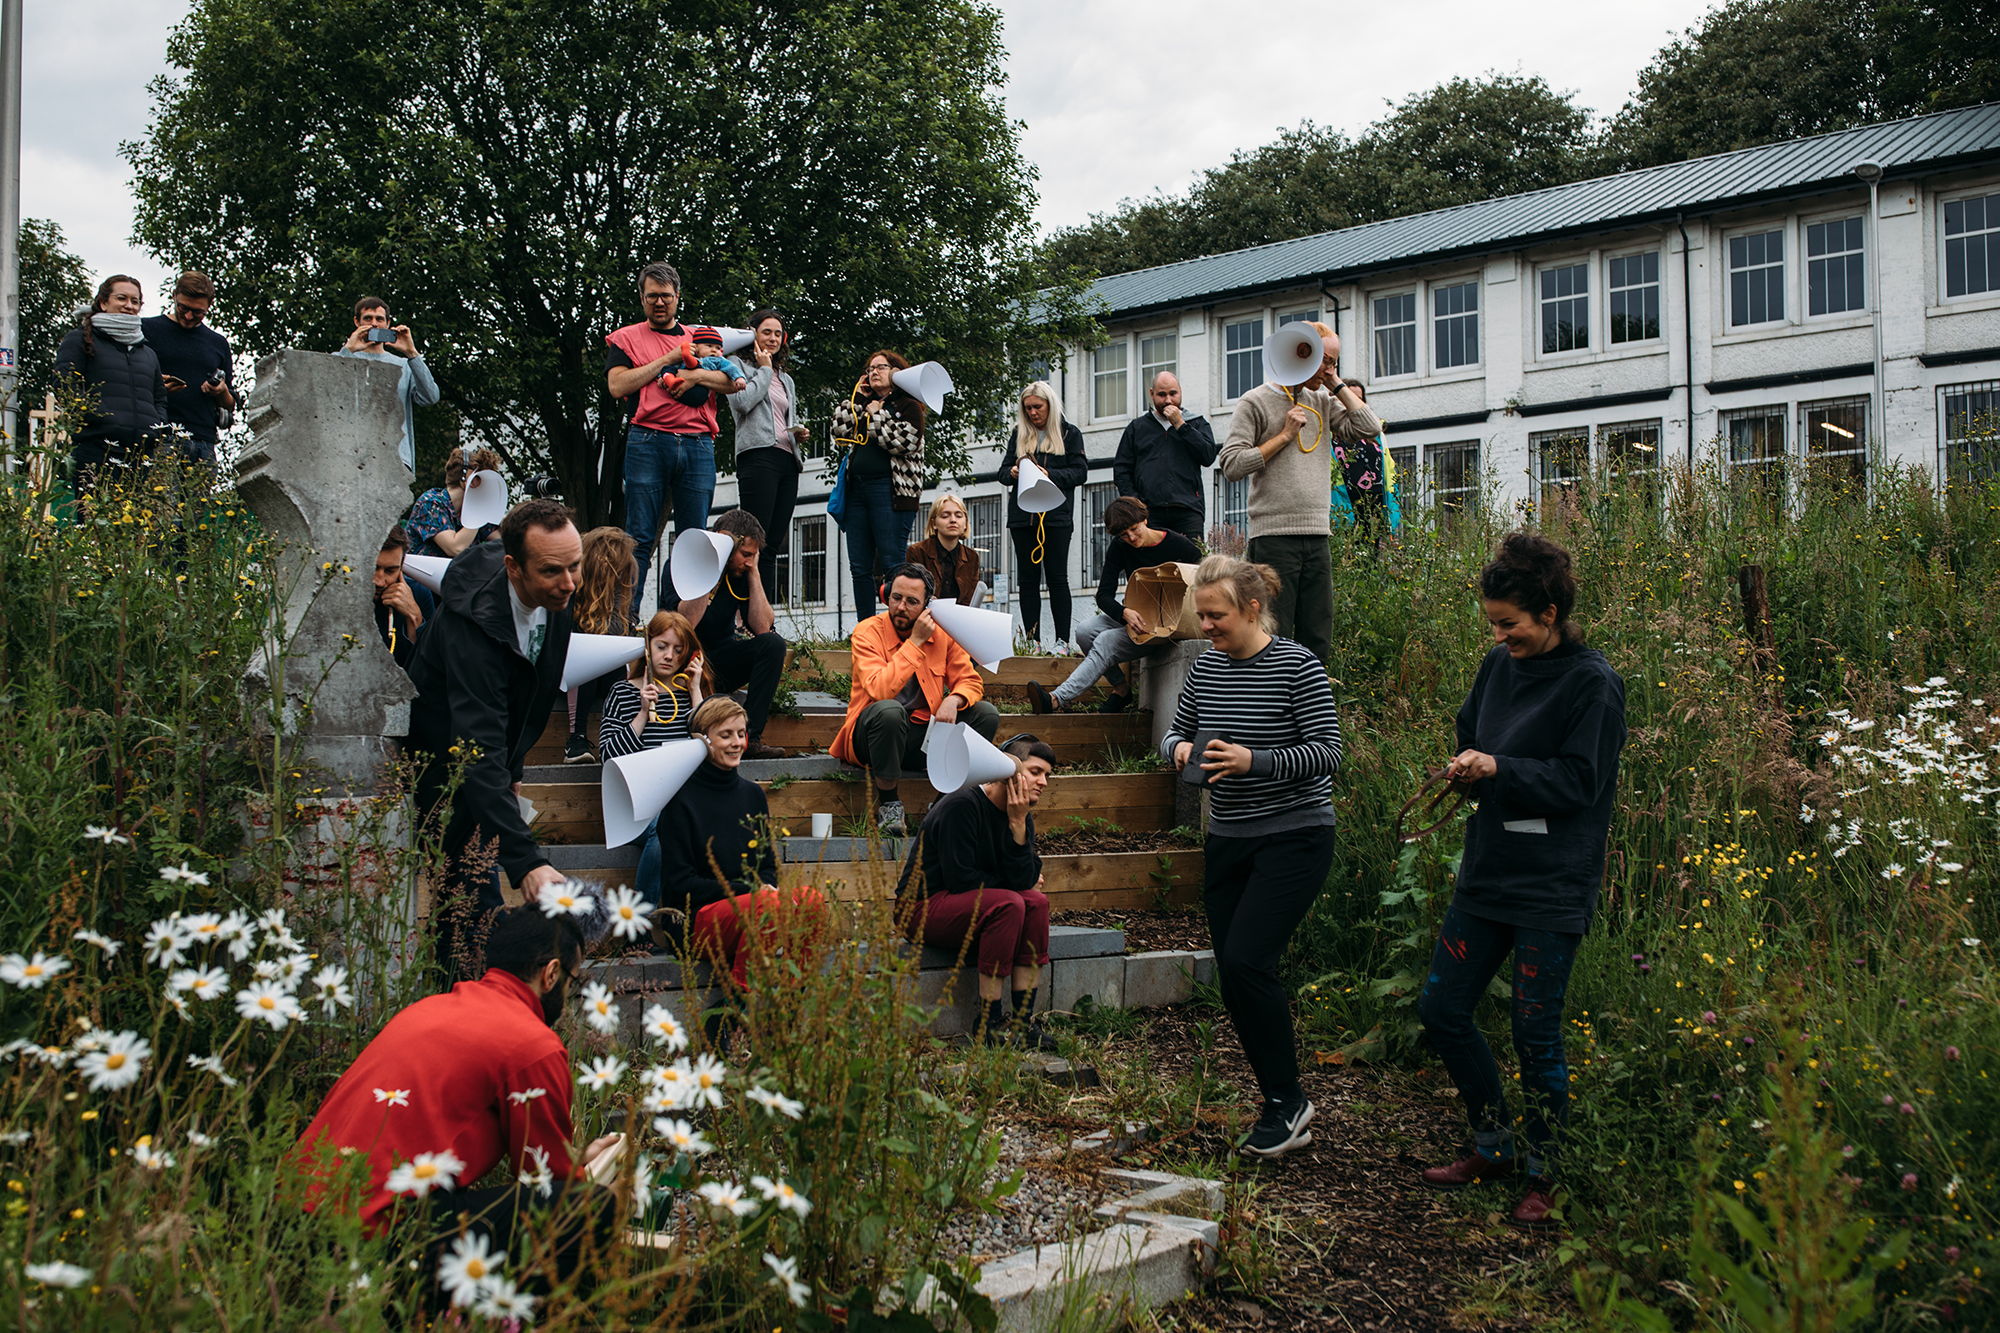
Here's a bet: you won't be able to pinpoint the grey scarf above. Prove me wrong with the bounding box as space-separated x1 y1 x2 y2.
90 312 144 345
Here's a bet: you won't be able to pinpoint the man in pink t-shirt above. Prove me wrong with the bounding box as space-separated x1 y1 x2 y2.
605 261 743 621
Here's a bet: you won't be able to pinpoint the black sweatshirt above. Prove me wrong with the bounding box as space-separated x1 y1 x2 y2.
1452 639 1627 934
1094 527 1202 621
656 760 776 915
899 784 1039 899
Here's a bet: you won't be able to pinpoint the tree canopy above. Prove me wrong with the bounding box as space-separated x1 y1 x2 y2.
125 0 1092 522
17 219 95 431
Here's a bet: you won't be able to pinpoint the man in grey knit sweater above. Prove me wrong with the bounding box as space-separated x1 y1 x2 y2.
1218 323 1381 664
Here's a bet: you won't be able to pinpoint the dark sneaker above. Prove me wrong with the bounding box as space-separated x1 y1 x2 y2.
1241 1095 1314 1159
564 732 594 765
1420 1151 1520 1191
1512 1178 1559 1227
742 740 785 761
1026 681 1058 715
876 799 907 837
1012 1016 1061 1053
1096 691 1133 714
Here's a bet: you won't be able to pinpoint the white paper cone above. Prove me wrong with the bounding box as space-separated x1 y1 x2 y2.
602 739 710 847
461 469 508 528
927 599 1016 672
1261 323 1322 387
716 327 756 355
670 529 736 602
402 553 451 595
890 361 955 412
1016 456 1064 513
926 722 1019 792
561 632 646 691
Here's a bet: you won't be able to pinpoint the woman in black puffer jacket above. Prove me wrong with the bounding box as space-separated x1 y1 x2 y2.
51 274 171 489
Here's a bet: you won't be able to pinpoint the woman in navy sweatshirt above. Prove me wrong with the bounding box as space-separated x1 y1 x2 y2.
1416 532 1626 1227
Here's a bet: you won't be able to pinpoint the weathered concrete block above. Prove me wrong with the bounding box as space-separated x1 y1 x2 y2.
977 1221 1206 1332
1134 639 1209 757
1123 951 1198 1009
1190 949 1216 989
1049 955 1123 1013
1047 925 1126 960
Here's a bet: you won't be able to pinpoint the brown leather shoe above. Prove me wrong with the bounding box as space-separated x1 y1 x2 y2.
1511 1180 1558 1227
1026 681 1060 715
1420 1151 1519 1191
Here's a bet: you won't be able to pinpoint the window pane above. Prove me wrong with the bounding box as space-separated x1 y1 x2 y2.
1730 229 1785 325
795 516 827 606
1277 308 1320 327
1433 281 1479 369
1807 217 1865 315
1373 294 1416 377
1429 441 1480 530
1091 341 1128 419
968 497 1004 603
1942 379 2000 483
1139 331 1177 394
1801 395 1868 486
1224 319 1263 399
1609 251 1662 343
1539 263 1588 353
1083 482 1118 583
1389 445 1417 508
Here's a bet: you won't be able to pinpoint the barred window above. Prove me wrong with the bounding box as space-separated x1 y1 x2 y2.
1801 396 1868 485
1430 440 1480 528
794 516 827 607
1530 428 1589 511
1940 380 1999 484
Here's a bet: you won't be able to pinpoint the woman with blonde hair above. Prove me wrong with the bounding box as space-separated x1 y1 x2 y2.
905 492 983 607
561 526 638 764
405 445 506 559
993 381 1086 649
1163 555 1344 1161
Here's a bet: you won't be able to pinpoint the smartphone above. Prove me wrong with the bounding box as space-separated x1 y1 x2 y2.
364 327 398 344
1179 730 1228 786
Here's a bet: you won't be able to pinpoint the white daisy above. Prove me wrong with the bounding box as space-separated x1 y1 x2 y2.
0 1130 30 1146
537 884 594 919
687 1052 727 1109
71 929 123 958
0 952 70 989
746 1085 806 1120
311 965 353 1015
649 1059 695 1111
577 1055 627 1091
507 1087 548 1105
271 953 314 992
603 886 654 941
23 1260 93 1287
652 1116 712 1156
187 1131 214 1149
641 1003 688 1052
385 1149 466 1198
77 1031 150 1092
142 918 192 969
580 981 620 1036
215 912 255 961
158 862 211 887
698 1178 757 1217
753 1174 811 1218
474 1275 538 1321
234 981 303 1029
519 1145 554 1198
435 1231 502 1306
83 824 130 846
763 1251 810 1307
180 913 223 945
170 966 230 1002
372 1087 410 1106
256 908 288 935
131 1138 176 1171
186 1053 239 1087
630 1153 655 1213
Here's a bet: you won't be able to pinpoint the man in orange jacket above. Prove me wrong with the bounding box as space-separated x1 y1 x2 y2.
831 562 1001 835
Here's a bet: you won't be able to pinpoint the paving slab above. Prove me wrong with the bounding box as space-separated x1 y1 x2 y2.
1049 955 1124 1013
1123 951 1198 1009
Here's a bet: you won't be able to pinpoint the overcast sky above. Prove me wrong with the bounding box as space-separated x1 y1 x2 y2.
24 0 1721 307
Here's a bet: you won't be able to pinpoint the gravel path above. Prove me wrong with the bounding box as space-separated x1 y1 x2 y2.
935 1126 1123 1265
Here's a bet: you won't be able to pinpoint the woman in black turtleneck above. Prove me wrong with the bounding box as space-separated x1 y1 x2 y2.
648 694 820 986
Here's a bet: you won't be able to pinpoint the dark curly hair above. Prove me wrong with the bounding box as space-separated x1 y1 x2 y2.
1478 532 1579 642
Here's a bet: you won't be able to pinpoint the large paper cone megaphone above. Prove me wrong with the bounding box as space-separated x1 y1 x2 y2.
927 598 1015 672
1262 323 1323 388
715 327 756 355
602 738 710 847
561 632 646 691
1016 456 1064 513
402 553 451 595
461 469 508 528
926 722 1020 792
890 361 954 413
670 529 736 602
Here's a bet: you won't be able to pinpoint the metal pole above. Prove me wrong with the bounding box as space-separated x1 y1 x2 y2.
0 0 22 467
1853 161 1886 482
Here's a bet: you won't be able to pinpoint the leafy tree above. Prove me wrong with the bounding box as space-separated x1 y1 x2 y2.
1878 0 2000 115
15 218 95 433
125 0 1091 523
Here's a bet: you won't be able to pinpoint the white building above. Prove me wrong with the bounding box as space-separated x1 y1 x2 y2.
710 102 2000 642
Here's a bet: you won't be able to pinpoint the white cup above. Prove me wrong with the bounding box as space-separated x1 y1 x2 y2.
810 812 833 840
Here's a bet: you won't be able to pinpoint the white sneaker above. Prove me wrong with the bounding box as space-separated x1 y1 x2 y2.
876 800 906 836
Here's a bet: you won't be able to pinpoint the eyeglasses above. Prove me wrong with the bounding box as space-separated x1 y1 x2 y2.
641 293 676 305
866 363 891 373
173 299 209 322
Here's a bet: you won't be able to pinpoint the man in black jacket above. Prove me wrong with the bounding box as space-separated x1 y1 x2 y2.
373 524 433 674
141 271 237 466
407 499 581 979
1110 372 1217 545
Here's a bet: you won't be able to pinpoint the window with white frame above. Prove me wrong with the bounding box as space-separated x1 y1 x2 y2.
1941 379 2000 483
794 516 827 606
1277 308 1320 327
1539 263 1589 353
1806 216 1865 316
1430 441 1480 526
1729 228 1785 326
1083 482 1118 584
1372 293 1417 377
1432 280 1479 369
1723 405 1787 486
967 496 1004 603
1602 418 1661 505
1388 445 1417 510
1224 318 1263 399
1220 473 1249 532
1091 341 1128 419
1608 252 1661 344
1801 396 1868 484
1944 191 2000 298
1529 428 1589 511
1139 332 1177 395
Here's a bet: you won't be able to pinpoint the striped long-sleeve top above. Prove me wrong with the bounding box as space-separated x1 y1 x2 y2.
1160 637 1344 836
598 679 694 760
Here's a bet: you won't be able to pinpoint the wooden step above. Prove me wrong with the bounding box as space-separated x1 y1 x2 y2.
800 648 1087 688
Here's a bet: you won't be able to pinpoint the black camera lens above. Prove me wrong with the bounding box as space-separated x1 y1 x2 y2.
527 474 563 499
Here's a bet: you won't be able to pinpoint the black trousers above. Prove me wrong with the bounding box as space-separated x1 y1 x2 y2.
1009 524 1074 642
424 1179 619 1315
736 447 801 601
705 630 787 741
1148 503 1205 548
1203 824 1338 1100
413 749 507 984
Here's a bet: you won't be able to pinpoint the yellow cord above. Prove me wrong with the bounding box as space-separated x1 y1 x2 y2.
1030 512 1045 565
386 620 396 654
649 673 688 727
831 386 867 452
1284 385 1327 454
725 573 747 601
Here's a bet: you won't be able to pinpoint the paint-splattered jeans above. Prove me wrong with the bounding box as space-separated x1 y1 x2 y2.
1416 902 1582 1173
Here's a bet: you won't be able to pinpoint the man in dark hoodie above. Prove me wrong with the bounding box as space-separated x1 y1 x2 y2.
407 498 582 979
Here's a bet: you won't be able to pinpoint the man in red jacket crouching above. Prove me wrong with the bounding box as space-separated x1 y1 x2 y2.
293 905 620 1313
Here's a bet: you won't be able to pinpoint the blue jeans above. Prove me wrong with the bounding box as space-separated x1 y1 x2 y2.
624 427 717 620
636 813 663 907
1417 902 1582 1175
1054 612 1162 704
841 473 912 617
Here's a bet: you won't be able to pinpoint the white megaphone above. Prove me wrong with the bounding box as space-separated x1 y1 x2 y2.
925 722 1020 792
461 469 508 528
1261 323 1323 388
890 361 954 413
715 327 757 355
1016 456 1064 513
927 598 1015 672
602 738 709 847
561 632 646 691
670 529 736 602
402 553 451 595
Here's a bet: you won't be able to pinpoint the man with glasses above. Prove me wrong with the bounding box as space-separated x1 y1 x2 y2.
142 271 237 465
1027 496 1201 716
1111 372 1217 546
605 261 743 622
335 295 440 474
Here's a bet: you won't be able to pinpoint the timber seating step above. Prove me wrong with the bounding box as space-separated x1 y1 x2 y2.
582 924 1130 989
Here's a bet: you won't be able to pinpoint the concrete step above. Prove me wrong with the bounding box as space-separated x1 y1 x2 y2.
524 753 853 786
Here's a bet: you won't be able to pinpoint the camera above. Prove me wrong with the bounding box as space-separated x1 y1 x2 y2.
526 474 563 500
206 368 226 386
365 327 398 344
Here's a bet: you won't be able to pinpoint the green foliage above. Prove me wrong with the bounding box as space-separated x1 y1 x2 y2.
16 219 96 428
126 0 1099 524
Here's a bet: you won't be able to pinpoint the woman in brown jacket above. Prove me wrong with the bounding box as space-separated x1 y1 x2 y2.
906 493 983 606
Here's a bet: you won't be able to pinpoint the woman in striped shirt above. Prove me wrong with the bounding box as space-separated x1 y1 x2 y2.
1163 556 1343 1160
600 610 706 759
